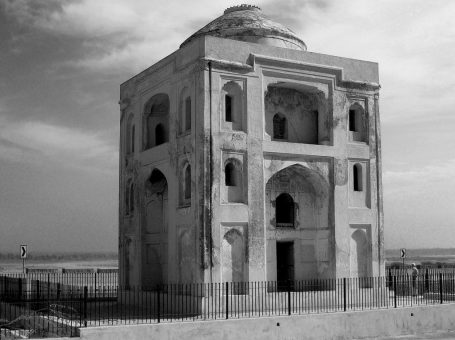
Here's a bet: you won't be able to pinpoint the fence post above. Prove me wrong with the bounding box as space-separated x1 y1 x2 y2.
18 278 22 301
57 283 61 300
47 275 50 302
393 276 397 308
37 280 40 305
287 280 291 315
343 278 347 312
157 285 161 323
439 273 443 304
83 286 88 327
425 269 429 293
225 282 229 320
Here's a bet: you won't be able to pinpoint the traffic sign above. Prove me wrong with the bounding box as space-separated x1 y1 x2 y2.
20 245 27 259
400 248 406 259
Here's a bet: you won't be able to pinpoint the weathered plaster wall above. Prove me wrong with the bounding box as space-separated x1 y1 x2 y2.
119 41 208 287
119 33 383 287
80 304 455 340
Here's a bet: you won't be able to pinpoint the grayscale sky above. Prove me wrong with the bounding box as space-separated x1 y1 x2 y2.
0 0 454 253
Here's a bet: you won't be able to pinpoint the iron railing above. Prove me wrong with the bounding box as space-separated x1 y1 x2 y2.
1 273 455 338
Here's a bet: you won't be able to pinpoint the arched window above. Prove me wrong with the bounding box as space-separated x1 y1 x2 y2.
276 193 294 227
225 162 237 186
225 95 233 122
185 97 191 131
129 183 134 213
224 159 244 203
179 88 191 134
131 125 135 153
273 113 287 140
222 82 244 131
348 104 367 143
155 124 165 146
126 114 134 154
184 164 191 200
353 164 363 191
143 93 169 149
349 109 357 132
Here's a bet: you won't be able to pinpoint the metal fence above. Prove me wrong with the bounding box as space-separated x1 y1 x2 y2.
1 273 455 338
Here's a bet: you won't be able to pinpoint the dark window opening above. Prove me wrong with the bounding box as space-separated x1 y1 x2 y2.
131 126 135 153
273 114 286 140
353 164 363 191
276 193 294 227
225 162 237 186
349 109 356 132
185 97 191 131
184 165 191 200
155 124 165 146
130 185 134 212
225 95 232 122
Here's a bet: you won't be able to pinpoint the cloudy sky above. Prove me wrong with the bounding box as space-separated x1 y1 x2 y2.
0 0 454 254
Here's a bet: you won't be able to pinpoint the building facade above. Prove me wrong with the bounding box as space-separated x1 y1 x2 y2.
119 5 384 288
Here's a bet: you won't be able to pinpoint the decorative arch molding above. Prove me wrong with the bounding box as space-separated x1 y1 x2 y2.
265 163 330 230
144 168 169 201
264 161 330 188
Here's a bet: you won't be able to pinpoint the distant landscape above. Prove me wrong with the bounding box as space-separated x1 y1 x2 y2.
385 248 455 266
1 248 455 273
0 251 117 273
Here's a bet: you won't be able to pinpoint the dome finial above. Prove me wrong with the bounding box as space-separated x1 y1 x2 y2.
224 5 261 14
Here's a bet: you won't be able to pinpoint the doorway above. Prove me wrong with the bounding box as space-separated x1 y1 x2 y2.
276 241 294 290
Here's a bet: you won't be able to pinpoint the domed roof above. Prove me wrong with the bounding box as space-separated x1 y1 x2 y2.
180 5 306 51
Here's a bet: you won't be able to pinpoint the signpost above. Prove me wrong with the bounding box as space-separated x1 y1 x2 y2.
20 244 27 273
400 248 406 270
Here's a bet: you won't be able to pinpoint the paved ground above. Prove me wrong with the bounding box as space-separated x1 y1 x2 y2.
362 330 455 339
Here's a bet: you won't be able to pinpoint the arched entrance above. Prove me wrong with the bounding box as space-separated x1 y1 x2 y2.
266 164 331 282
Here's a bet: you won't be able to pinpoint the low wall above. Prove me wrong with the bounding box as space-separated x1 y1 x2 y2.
79 304 455 340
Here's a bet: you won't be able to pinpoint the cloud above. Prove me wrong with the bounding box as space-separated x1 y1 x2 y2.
2 0 222 73
0 117 117 173
383 159 455 197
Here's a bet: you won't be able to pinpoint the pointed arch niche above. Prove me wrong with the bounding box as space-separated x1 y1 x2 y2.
221 226 248 292
350 226 372 286
222 155 245 203
179 87 191 134
142 168 168 288
348 102 367 143
221 80 245 132
143 93 169 150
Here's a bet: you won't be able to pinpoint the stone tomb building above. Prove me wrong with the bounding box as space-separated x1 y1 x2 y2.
119 5 384 289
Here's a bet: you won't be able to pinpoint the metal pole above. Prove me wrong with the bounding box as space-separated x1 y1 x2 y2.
225 282 229 320
343 278 347 312
157 285 161 323
287 280 291 315
83 286 88 327
393 276 397 308
439 273 443 304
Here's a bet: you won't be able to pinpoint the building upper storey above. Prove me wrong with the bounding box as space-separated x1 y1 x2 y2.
120 6 379 96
